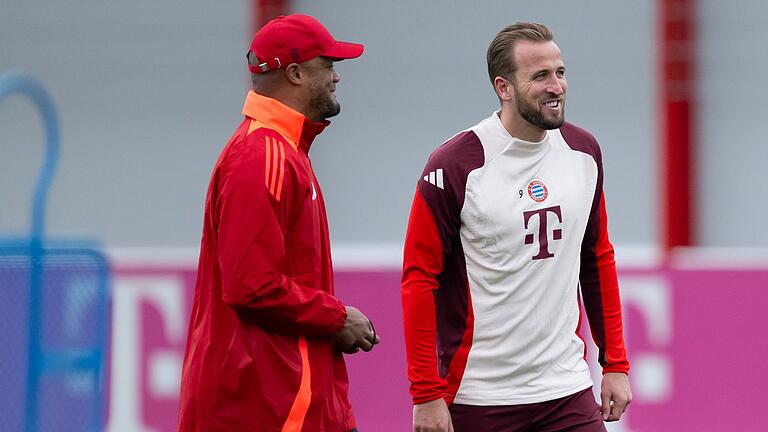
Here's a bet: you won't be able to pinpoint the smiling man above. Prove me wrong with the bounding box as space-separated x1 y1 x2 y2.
401 22 631 432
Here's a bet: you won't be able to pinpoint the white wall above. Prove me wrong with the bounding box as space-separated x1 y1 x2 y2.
698 1 768 246
296 0 657 248
1 0 248 245
17 1 767 249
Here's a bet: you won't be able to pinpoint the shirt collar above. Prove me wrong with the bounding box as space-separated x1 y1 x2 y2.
242 91 330 152
491 110 550 146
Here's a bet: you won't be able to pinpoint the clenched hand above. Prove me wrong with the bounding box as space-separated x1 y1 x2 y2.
334 306 380 354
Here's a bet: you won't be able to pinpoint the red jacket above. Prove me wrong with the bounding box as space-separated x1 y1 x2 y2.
178 91 355 432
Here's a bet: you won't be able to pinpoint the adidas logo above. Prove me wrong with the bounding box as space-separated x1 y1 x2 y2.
423 169 444 190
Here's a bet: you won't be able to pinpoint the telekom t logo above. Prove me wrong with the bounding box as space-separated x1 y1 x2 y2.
523 205 563 260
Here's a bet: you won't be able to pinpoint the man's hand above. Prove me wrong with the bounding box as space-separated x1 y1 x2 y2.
600 372 632 422
334 306 380 354
413 398 453 432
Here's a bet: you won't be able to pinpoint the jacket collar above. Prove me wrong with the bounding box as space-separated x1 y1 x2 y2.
242 91 330 153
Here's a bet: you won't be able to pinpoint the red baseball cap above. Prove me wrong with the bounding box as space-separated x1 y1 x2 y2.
248 14 364 74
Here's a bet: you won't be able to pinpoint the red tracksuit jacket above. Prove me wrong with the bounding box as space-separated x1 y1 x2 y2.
177 91 355 432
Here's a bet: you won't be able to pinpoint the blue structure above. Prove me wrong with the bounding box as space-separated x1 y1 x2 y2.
0 72 110 432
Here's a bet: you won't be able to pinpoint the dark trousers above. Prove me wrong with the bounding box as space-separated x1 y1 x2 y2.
450 387 606 432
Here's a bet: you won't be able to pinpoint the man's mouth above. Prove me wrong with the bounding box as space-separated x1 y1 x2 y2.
544 99 561 109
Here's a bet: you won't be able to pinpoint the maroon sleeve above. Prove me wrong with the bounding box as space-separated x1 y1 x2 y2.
215 130 346 336
402 188 448 404
401 131 485 404
561 123 630 374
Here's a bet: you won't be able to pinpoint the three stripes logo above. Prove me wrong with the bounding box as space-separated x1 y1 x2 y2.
423 168 444 190
265 137 286 200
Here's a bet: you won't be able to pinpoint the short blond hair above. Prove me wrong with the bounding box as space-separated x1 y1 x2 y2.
487 22 554 83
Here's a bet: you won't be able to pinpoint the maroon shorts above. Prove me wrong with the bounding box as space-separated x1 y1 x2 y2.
449 387 606 432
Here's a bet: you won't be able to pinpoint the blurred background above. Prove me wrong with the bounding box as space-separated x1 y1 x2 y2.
1 0 767 431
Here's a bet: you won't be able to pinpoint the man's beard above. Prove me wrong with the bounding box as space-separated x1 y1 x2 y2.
515 86 565 131
308 84 341 121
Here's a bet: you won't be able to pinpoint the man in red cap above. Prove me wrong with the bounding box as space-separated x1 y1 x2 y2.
177 14 376 432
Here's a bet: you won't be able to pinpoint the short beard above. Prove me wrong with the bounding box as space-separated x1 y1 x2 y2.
308 83 341 121
514 85 565 130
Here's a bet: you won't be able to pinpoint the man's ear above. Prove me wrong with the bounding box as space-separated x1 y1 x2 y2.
284 63 303 86
494 76 514 102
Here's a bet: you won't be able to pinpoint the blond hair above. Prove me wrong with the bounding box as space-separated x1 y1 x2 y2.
487 22 554 83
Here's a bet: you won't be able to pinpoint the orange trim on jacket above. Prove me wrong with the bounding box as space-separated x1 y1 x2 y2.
178 91 354 432
243 91 303 150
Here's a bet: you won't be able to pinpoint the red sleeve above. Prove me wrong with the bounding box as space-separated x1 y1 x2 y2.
401 189 448 404
215 131 346 336
581 191 630 374
401 131 484 405
593 193 629 373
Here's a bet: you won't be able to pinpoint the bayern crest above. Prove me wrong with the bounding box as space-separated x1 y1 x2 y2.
527 180 548 202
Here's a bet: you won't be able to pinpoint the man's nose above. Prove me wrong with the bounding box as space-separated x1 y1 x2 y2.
546 78 564 95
